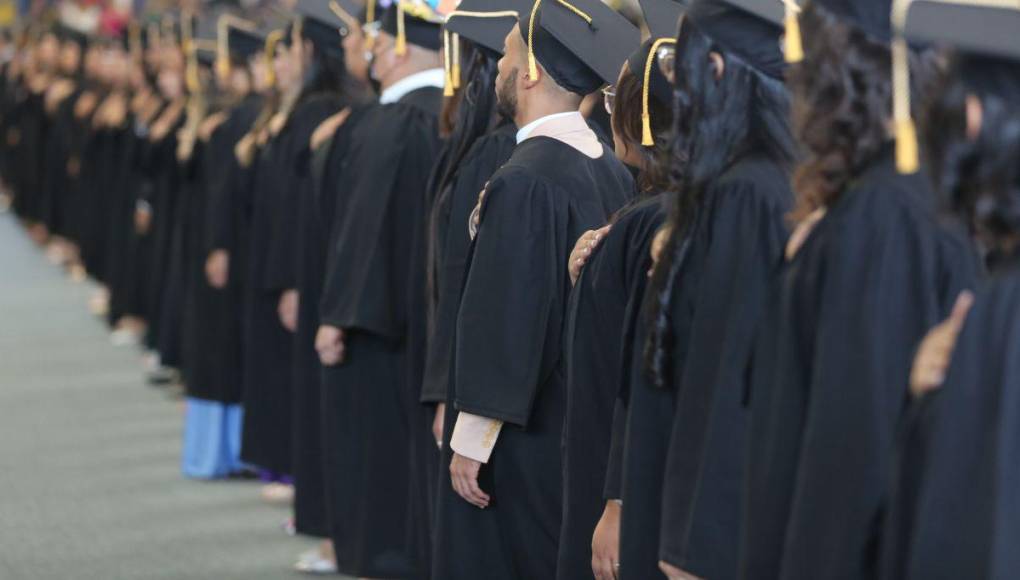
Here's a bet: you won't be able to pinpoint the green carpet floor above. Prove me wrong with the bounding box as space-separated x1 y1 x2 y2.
0 214 335 579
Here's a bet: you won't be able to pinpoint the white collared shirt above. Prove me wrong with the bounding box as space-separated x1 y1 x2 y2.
514 110 582 143
378 68 446 105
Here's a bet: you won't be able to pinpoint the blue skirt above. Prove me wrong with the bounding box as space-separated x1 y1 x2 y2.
181 398 245 479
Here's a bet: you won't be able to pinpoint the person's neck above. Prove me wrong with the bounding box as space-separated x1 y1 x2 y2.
379 62 439 93
515 101 576 130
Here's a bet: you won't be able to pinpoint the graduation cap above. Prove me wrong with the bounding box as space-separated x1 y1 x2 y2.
892 0 1020 174
521 0 641 95
685 0 788 78
192 16 219 67
54 23 89 50
295 0 348 59
218 14 262 78
631 0 686 145
640 0 686 39
814 0 895 42
443 0 529 95
378 0 445 54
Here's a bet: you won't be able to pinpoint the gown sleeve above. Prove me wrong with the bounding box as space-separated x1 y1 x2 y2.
453 168 564 427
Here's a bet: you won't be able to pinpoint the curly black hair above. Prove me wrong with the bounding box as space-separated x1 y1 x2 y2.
787 1 941 221
924 54 1020 263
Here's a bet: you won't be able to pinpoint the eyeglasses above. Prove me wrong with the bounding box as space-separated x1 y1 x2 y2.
602 85 616 115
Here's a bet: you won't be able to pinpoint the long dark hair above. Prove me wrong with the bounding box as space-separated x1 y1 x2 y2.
293 41 368 110
425 41 505 324
924 55 1020 261
611 62 674 194
788 2 940 220
643 16 796 388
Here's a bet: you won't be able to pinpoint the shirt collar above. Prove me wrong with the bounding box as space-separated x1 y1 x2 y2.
379 68 446 105
515 111 583 144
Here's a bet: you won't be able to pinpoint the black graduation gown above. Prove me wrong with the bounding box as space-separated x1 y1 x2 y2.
656 157 793 580
181 101 261 402
740 152 977 580
290 103 365 538
433 136 634 580
142 121 185 351
11 90 46 223
886 263 1020 580
318 87 441 579
104 119 144 327
557 194 664 580
38 87 81 236
240 95 339 475
409 123 516 577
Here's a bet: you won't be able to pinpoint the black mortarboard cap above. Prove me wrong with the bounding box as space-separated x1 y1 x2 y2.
685 0 786 79
520 0 640 95
814 0 893 42
193 16 219 67
296 0 347 58
892 0 1020 174
902 0 1020 62
55 23 89 49
639 0 686 39
225 19 265 60
380 0 444 52
445 0 528 54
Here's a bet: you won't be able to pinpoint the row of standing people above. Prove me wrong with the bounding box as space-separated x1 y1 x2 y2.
3 0 1020 579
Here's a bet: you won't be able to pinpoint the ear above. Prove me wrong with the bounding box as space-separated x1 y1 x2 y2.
965 93 983 142
708 51 725 82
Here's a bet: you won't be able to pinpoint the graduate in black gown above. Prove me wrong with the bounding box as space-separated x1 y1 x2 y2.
642 3 799 579
178 16 265 480
239 15 342 482
315 2 444 575
274 1 373 572
432 1 637 577
556 12 680 575
739 2 978 578
416 3 521 573
878 3 1019 578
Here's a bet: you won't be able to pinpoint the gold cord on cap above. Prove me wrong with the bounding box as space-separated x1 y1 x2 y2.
452 32 461 88
443 29 454 95
396 0 408 55
329 0 362 34
642 38 675 146
892 0 918 173
264 29 284 87
216 15 231 81
365 0 377 49
183 12 201 94
527 0 591 80
782 0 803 63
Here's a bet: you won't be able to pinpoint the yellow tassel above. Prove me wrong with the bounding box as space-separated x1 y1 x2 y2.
641 38 675 148
452 33 461 89
527 0 542 79
443 31 454 96
896 118 919 174
641 114 653 147
783 1 803 64
396 2 407 55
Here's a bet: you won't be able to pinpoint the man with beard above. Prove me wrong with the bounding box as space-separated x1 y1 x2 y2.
430 0 638 577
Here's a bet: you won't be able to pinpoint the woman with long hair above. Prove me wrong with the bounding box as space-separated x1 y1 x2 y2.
880 3 1020 578
740 1 977 578
555 16 678 576
617 2 799 579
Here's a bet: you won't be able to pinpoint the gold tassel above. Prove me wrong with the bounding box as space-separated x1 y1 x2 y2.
396 1 407 55
527 0 542 79
896 118 919 174
452 33 461 89
264 29 284 88
642 38 675 147
783 0 803 64
443 30 454 96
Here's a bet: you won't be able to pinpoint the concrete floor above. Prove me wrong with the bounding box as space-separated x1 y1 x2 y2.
0 214 332 580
